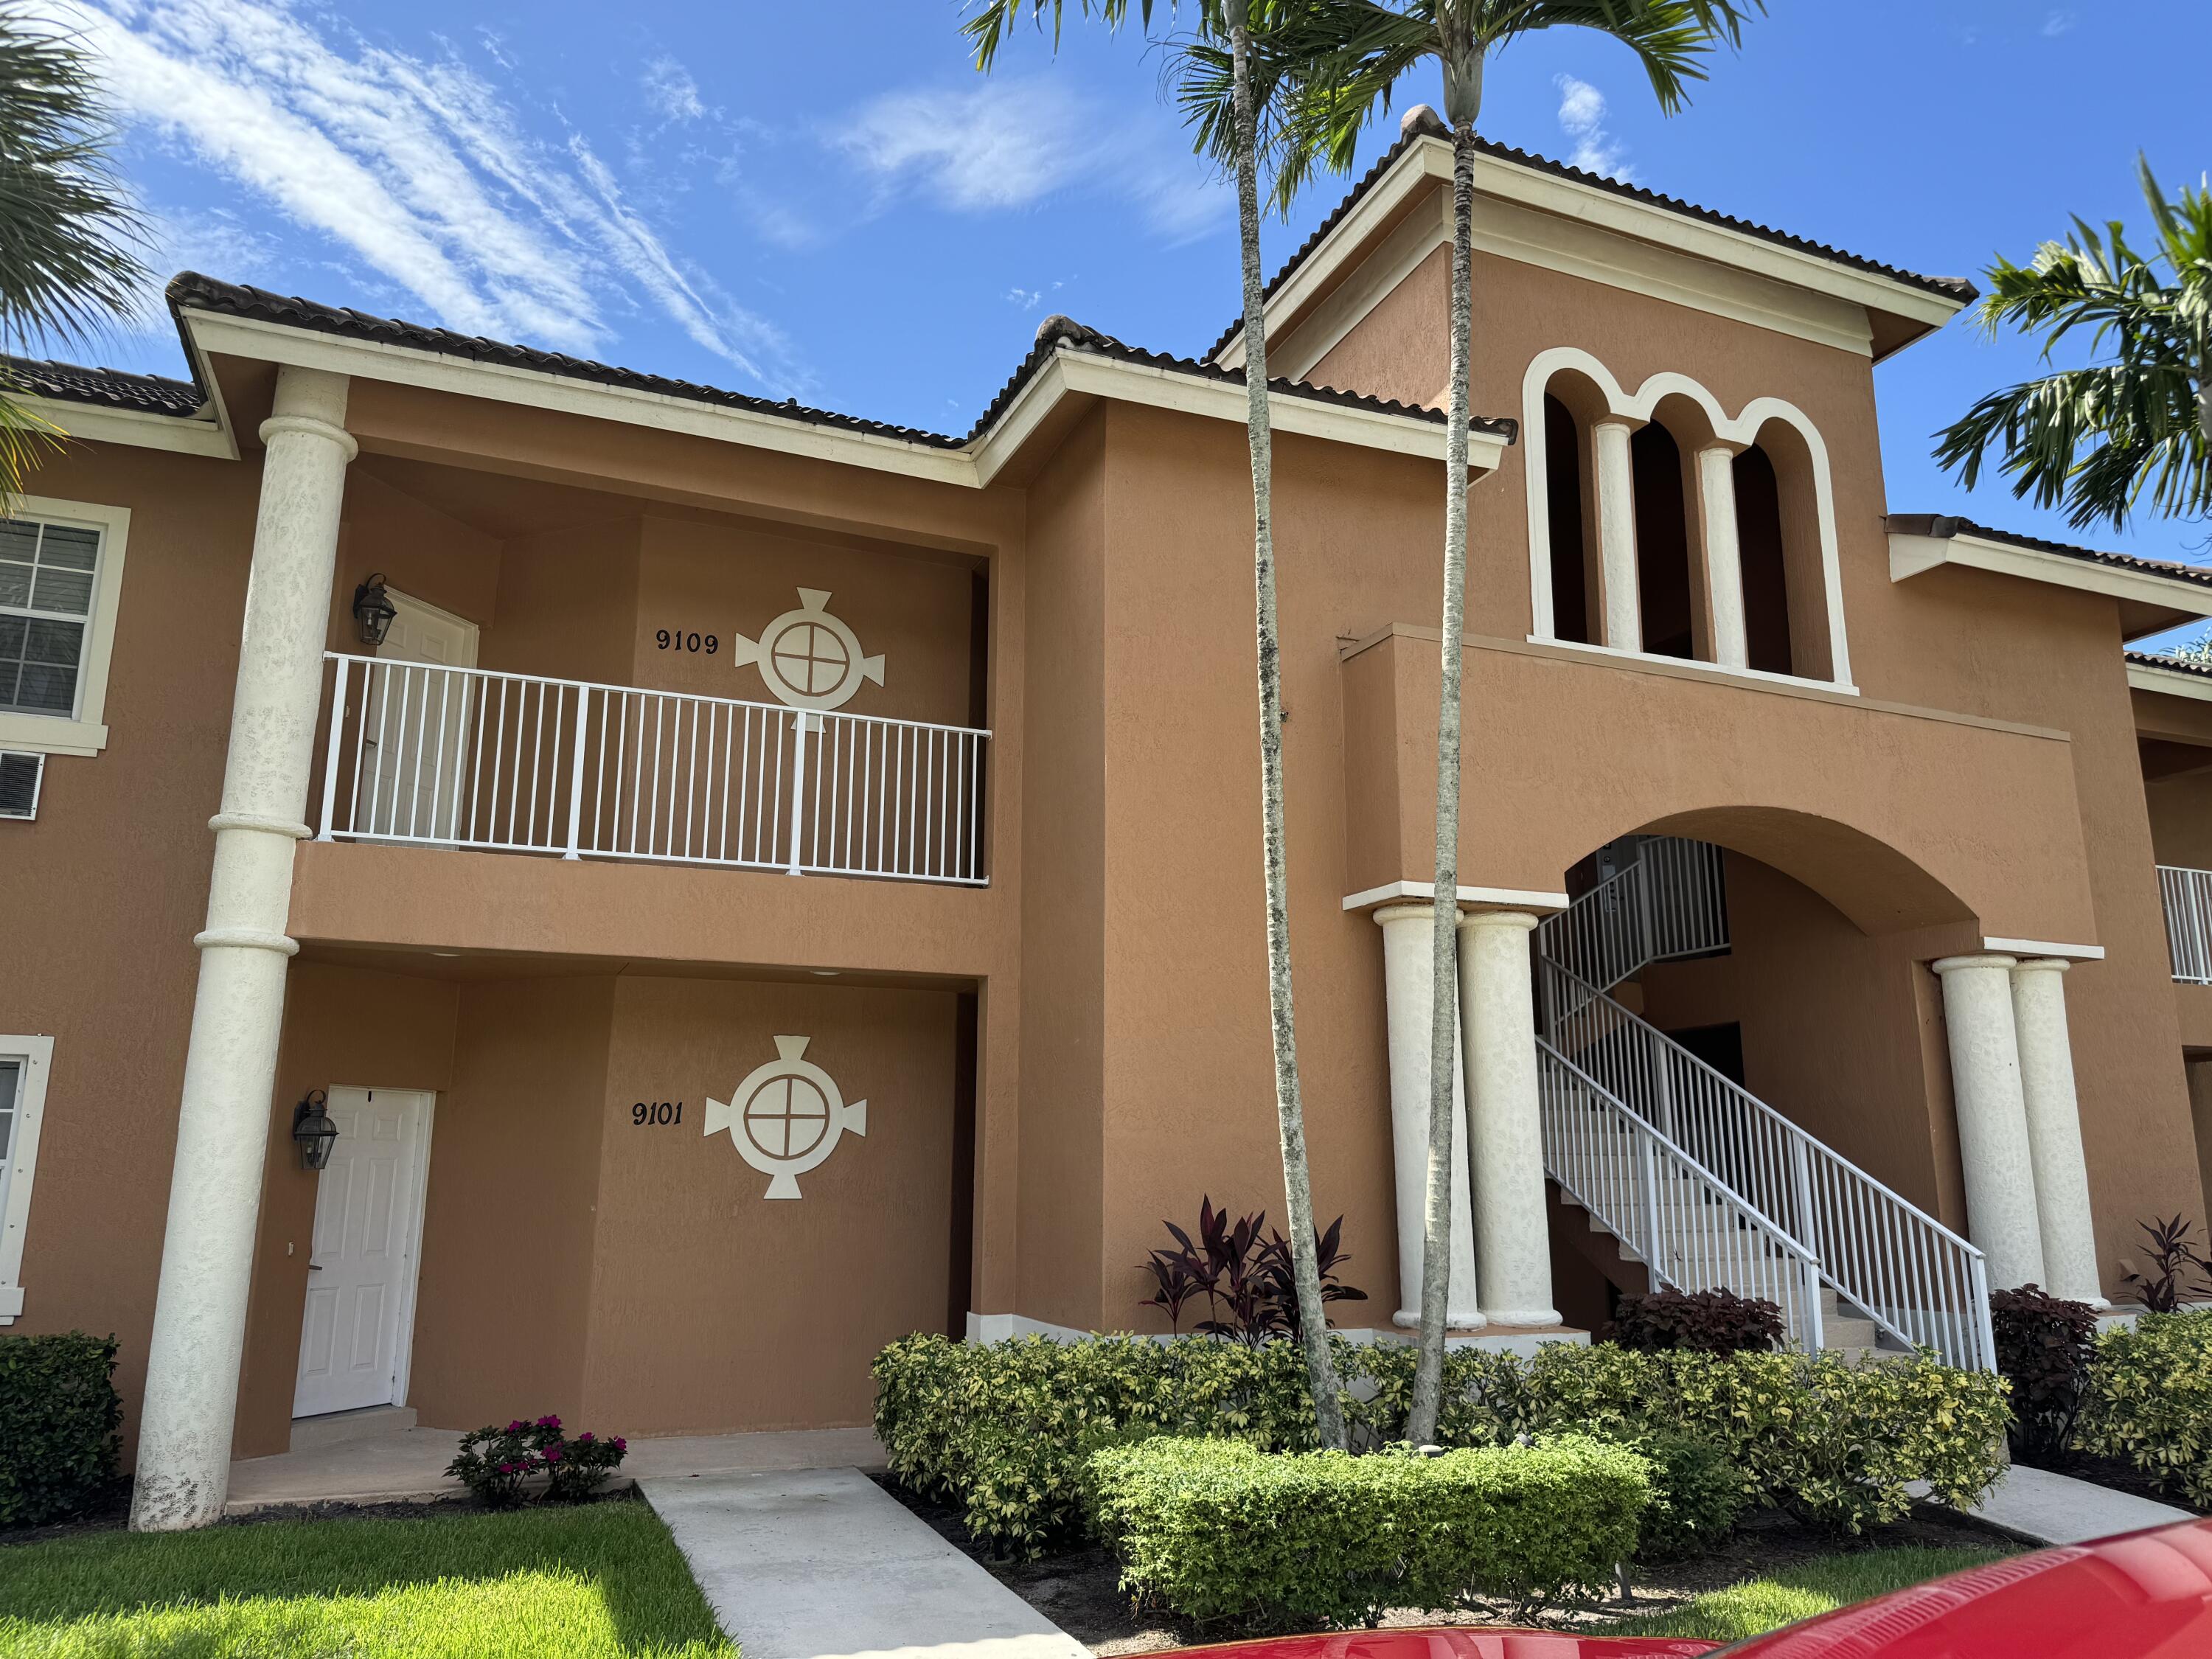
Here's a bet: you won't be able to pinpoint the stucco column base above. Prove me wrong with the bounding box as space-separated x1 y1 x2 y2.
1374 903 1482 1329
132 366 355 1532
1932 954 2048 1293
2008 959 2108 1308
1458 910 1562 1329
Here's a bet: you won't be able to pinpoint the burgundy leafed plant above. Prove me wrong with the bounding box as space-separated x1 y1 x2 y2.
2121 1215 2212 1313
1138 1197 1366 1344
446 1412 629 1507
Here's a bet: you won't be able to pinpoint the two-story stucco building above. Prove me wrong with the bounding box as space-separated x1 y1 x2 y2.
7 125 2212 1528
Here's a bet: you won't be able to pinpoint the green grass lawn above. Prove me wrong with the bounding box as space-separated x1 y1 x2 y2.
0 1498 735 1658
1609 1545 2014 1644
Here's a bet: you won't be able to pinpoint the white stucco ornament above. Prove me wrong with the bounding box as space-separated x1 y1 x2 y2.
705 1035 868 1199
730 588 886 712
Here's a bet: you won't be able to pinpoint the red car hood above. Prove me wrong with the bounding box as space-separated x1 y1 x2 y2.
1150 1630 1716 1659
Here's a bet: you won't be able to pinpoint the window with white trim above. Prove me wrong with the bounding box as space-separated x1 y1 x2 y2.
0 1036 52 1324
0 498 132 759
0 518 102 717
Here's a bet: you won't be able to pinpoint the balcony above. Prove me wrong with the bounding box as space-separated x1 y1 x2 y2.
2160 865 2212 984
313 654 990 887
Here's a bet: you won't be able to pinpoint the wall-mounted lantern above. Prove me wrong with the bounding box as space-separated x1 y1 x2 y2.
352 573 397 647
292 1088 339 1171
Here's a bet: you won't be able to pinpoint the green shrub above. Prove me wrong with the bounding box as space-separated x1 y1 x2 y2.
2074 1310 2212 1503
1085 1434 1649 1629
1624 1432 1747 1559
872 1333 1321 1556
0 1332 122 1526
1351 1340 2004 1536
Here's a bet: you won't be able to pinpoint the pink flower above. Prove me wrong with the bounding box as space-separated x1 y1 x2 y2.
506 1420 526 1433
537 1414 561 1429
498 1461 515 1474
612 1437 627 1451
577 1432 594 1444
544 1444 563 1464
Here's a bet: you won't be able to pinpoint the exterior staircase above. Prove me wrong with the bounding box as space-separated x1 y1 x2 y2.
1533 837 1995 1371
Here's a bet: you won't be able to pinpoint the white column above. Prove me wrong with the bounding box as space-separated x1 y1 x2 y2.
2008 959 2107 1307
1458 911 1562 1327
1374 903 1483 1329
1932 955 2047 1291
131 368 355 1531
1697 445 1748 670
1593 419 1641 653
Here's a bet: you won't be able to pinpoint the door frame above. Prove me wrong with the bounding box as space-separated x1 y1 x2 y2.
295 1084 438 1417
377 588 481 667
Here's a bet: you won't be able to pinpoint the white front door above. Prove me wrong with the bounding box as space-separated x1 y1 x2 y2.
361 590 480 842
294 1086 431 1419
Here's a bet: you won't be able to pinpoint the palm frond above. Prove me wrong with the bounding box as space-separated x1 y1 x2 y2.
0 383 63 509
0 7 149 352
1478 1 1764 116
962 0 1170 66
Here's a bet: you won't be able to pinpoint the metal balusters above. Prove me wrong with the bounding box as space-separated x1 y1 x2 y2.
2160 865 2212 983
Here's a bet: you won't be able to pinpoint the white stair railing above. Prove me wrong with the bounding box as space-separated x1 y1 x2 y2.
1540 956 1994 1371
1536 837 1728 1004
2159 865 2212 984
1540 1041 1825 1352
314 653 990 886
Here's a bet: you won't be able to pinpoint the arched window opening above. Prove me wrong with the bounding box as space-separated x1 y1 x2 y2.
1733 444 1793 675
1631 422 1695 660
1543 393 1593 644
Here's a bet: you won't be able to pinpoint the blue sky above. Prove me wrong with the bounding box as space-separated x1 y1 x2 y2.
52 1 2212 611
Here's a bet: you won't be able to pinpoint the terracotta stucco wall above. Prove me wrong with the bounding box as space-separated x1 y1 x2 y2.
0 442 259 1444
2146 766 2212 870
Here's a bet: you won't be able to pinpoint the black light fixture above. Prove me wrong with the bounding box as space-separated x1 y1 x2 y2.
292 1088 339 1171
352 573 397 647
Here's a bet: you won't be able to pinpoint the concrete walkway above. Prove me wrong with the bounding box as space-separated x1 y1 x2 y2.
1919 1464 2194 1547
643 1467 1087 1659
225 1425 886 1516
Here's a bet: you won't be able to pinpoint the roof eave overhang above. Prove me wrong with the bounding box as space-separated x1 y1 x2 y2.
1889 527 2212 641
1215 137 1969 372
2129 661 2212 706
181 306 1510 490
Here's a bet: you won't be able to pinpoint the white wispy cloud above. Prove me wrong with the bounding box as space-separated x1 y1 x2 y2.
1553 73 1635 183
63 0 801 389
644 57 706 123
2041 10 2076 36
834 77 1225 243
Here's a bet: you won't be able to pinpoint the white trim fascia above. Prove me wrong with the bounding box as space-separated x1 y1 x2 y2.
1891 531 2212 621
21 394 235 461
0 1034 55 1323
184 310 1507 490
2128 662 2212 703
1520 348 1855 689
0 495 133 757
1271 182 1450 383
1341 880 1571 914
1523 634 1861 698
1983 937 2106 962
1218 139 1964 369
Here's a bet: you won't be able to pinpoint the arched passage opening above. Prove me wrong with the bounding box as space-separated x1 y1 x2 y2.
1740 418 1835 682
1630 421 1695 660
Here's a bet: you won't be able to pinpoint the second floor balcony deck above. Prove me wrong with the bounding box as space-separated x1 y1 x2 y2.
313 653 990 888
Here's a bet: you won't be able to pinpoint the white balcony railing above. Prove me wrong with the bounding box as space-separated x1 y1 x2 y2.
314 654 989 886
2160 865 2212 984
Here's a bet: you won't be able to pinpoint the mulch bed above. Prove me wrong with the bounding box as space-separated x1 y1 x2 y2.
872 1475 2013 1655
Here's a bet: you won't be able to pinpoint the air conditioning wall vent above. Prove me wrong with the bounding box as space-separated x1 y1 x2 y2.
0 751 46 819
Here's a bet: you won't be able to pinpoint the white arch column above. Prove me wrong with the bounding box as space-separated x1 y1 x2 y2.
132 367 356 1531
1374 903 1482 1329
2008 959 2107 1306
1457 911 1562 1326
1592 418 1641 653
1932 954 2047 1291
1696 443 1748 669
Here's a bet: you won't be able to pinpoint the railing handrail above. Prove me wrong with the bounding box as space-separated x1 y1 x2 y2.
1538 1038 1820 1266
1540 956 1982 1261
2157 862 2212 875
323 650 992 740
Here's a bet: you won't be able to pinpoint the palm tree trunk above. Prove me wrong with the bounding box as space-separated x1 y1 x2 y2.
1230 13 1346 1453
1406 122 1480 1448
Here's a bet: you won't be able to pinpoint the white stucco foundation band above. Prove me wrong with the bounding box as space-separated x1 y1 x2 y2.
2009 959 2107 1307
132 367 356 1531
1374 902 1481 1328
1458 911 1561 1327
1932 954 2047 1293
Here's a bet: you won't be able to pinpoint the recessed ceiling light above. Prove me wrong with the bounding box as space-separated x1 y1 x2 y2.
430 950 462 958
810 969 841 977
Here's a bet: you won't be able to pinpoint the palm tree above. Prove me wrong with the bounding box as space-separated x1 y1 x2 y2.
965 0 1351 1450
1272 0 1759 1444
1935 156 2212 532
0 7 148 505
